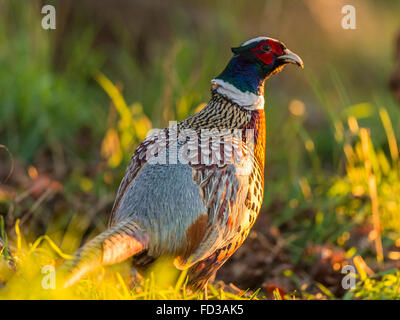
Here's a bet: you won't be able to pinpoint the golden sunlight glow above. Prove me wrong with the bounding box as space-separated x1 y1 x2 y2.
289 99 306 117
27 165 38 179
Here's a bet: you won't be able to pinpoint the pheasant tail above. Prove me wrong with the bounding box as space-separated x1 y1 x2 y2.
62 217 149 288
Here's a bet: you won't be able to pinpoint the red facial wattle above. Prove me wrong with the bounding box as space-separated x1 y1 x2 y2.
251 40 284 66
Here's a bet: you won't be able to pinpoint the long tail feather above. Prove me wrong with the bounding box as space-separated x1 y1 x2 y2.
62 217 149 288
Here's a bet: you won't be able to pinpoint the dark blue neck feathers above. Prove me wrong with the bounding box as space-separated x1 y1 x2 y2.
215 56 268 95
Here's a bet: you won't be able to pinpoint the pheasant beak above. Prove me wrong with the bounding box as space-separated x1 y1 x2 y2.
277 48 304 69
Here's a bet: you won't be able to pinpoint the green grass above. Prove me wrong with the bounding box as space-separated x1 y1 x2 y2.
0 1 106 163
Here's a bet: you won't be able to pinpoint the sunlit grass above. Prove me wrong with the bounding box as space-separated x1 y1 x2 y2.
96 71 152 169
1 226 399 300
0 222 266 300
330 109 400 235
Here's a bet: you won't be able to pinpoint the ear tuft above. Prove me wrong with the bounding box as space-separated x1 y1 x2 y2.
231 46 241 55
231 45 250 55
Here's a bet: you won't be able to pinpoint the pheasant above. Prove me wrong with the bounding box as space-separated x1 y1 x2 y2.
63 36 304 290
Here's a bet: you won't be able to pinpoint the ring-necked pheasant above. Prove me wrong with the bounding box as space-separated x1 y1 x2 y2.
63 36 304 290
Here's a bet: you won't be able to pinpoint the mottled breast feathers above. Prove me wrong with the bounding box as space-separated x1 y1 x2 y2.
108 89 266 285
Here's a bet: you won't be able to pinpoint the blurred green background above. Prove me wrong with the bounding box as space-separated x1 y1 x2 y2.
1 0 400 299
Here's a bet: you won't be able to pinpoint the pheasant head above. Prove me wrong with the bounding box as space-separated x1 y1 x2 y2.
213 36 303 110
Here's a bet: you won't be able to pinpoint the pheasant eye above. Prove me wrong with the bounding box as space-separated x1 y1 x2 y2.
262 44 271 52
